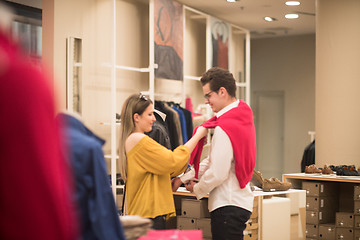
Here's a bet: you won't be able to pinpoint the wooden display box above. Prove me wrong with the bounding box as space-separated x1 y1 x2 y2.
318 224 335 240
306 224 318 238
336 212 354 228
302 181 338 197
336 227 354 239
181 198 210 218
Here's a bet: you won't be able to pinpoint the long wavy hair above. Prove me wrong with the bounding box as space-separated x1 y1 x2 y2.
118 93 152 181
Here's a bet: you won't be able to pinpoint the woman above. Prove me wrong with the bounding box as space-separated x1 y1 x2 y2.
118 93 207 229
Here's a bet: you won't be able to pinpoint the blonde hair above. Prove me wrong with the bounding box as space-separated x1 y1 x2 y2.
118 93 152 181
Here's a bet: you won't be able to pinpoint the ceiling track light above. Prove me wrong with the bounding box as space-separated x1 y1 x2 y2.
264 17 277 22
285 13 299 19
286 1 300 6
226 0 239 2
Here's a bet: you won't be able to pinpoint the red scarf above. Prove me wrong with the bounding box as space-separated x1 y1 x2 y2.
190 100 256 189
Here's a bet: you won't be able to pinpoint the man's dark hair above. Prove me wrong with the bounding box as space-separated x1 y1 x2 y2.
200 67 236 98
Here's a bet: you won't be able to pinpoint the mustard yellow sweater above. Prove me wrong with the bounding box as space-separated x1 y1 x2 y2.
126 136 189 218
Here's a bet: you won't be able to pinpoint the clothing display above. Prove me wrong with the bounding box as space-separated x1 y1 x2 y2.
145 111 171 149
155 101 180 149
154 101 193 150
125 136 189 218
301 140 315 172
57 113 126 240
0 30 78 239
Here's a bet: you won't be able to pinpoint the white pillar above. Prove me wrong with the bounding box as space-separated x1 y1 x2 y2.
316 0 360 166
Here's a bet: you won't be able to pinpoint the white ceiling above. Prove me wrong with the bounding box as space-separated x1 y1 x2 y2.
176 0 316 38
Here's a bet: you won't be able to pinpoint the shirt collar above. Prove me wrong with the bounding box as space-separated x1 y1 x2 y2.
216 99 239 118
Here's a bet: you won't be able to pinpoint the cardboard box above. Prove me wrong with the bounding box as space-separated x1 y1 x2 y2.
355 215 360 229
245 220 259 231
306 224 319 238
355 229 360 240
306 196 338 211
306 210 335 224
336 212 354 228
355 200 360 215
302 181 337 197
244 229 258 240
336 227 354 240
354 185 360 200
196 218 211 238
173 195 183 215
177 216 197 230
181 198 210 218
318 224 335 240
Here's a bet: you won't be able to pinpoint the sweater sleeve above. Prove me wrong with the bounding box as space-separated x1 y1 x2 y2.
128 136 190 175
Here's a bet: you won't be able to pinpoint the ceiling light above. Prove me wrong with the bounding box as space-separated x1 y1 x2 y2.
264 17 277 22
285 13 299 19
285 1 300 6
226 0 239 2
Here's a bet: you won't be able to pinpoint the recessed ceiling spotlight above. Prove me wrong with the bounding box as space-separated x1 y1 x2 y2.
264 17 277 22
286 1 300 6
285 13 299 19
226 0 239 2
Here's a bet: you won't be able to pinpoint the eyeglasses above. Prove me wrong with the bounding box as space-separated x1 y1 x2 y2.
204 91 215 100
139 93 148 101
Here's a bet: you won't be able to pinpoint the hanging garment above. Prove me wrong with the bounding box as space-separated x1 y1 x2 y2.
190 100 256 189
172 105 188 143
164 103 183 145
0 31 78 240
178 106 193 143
146 111 171 149
155 101 180 150
57 113 126 240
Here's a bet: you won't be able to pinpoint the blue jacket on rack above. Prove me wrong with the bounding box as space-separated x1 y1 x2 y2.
57 113 125 240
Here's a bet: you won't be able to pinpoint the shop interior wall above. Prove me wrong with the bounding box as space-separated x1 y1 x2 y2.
43 0 152 163
251 34 315 175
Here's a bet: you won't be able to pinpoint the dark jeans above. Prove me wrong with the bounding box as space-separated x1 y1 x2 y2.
150 215 166 230
211 206 252 240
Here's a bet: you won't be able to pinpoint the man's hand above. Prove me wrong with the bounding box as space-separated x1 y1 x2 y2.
171 177 183 192
185 180 197 193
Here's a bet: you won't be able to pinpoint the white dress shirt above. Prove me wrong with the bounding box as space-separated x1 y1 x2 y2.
180 100 254 212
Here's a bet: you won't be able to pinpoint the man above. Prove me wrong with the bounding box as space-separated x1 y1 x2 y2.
172 67 256 240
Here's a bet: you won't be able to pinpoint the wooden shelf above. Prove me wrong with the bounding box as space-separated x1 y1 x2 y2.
283 173 360 184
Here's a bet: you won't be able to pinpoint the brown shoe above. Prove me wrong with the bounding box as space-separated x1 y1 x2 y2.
251 170 264 188
322 165 334 174
305 164 322 174
262 177 292 192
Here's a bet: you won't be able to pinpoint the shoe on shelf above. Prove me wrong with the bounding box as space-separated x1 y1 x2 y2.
262 177 292 192
322 165 334 175
305 164 322 174
251 170 264 188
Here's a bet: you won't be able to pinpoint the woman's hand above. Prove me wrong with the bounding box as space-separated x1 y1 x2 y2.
171 177 183 192
195 126 208 139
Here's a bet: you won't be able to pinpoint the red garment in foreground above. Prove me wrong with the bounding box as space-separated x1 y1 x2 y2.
0 31 78 239
190 100 256 189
